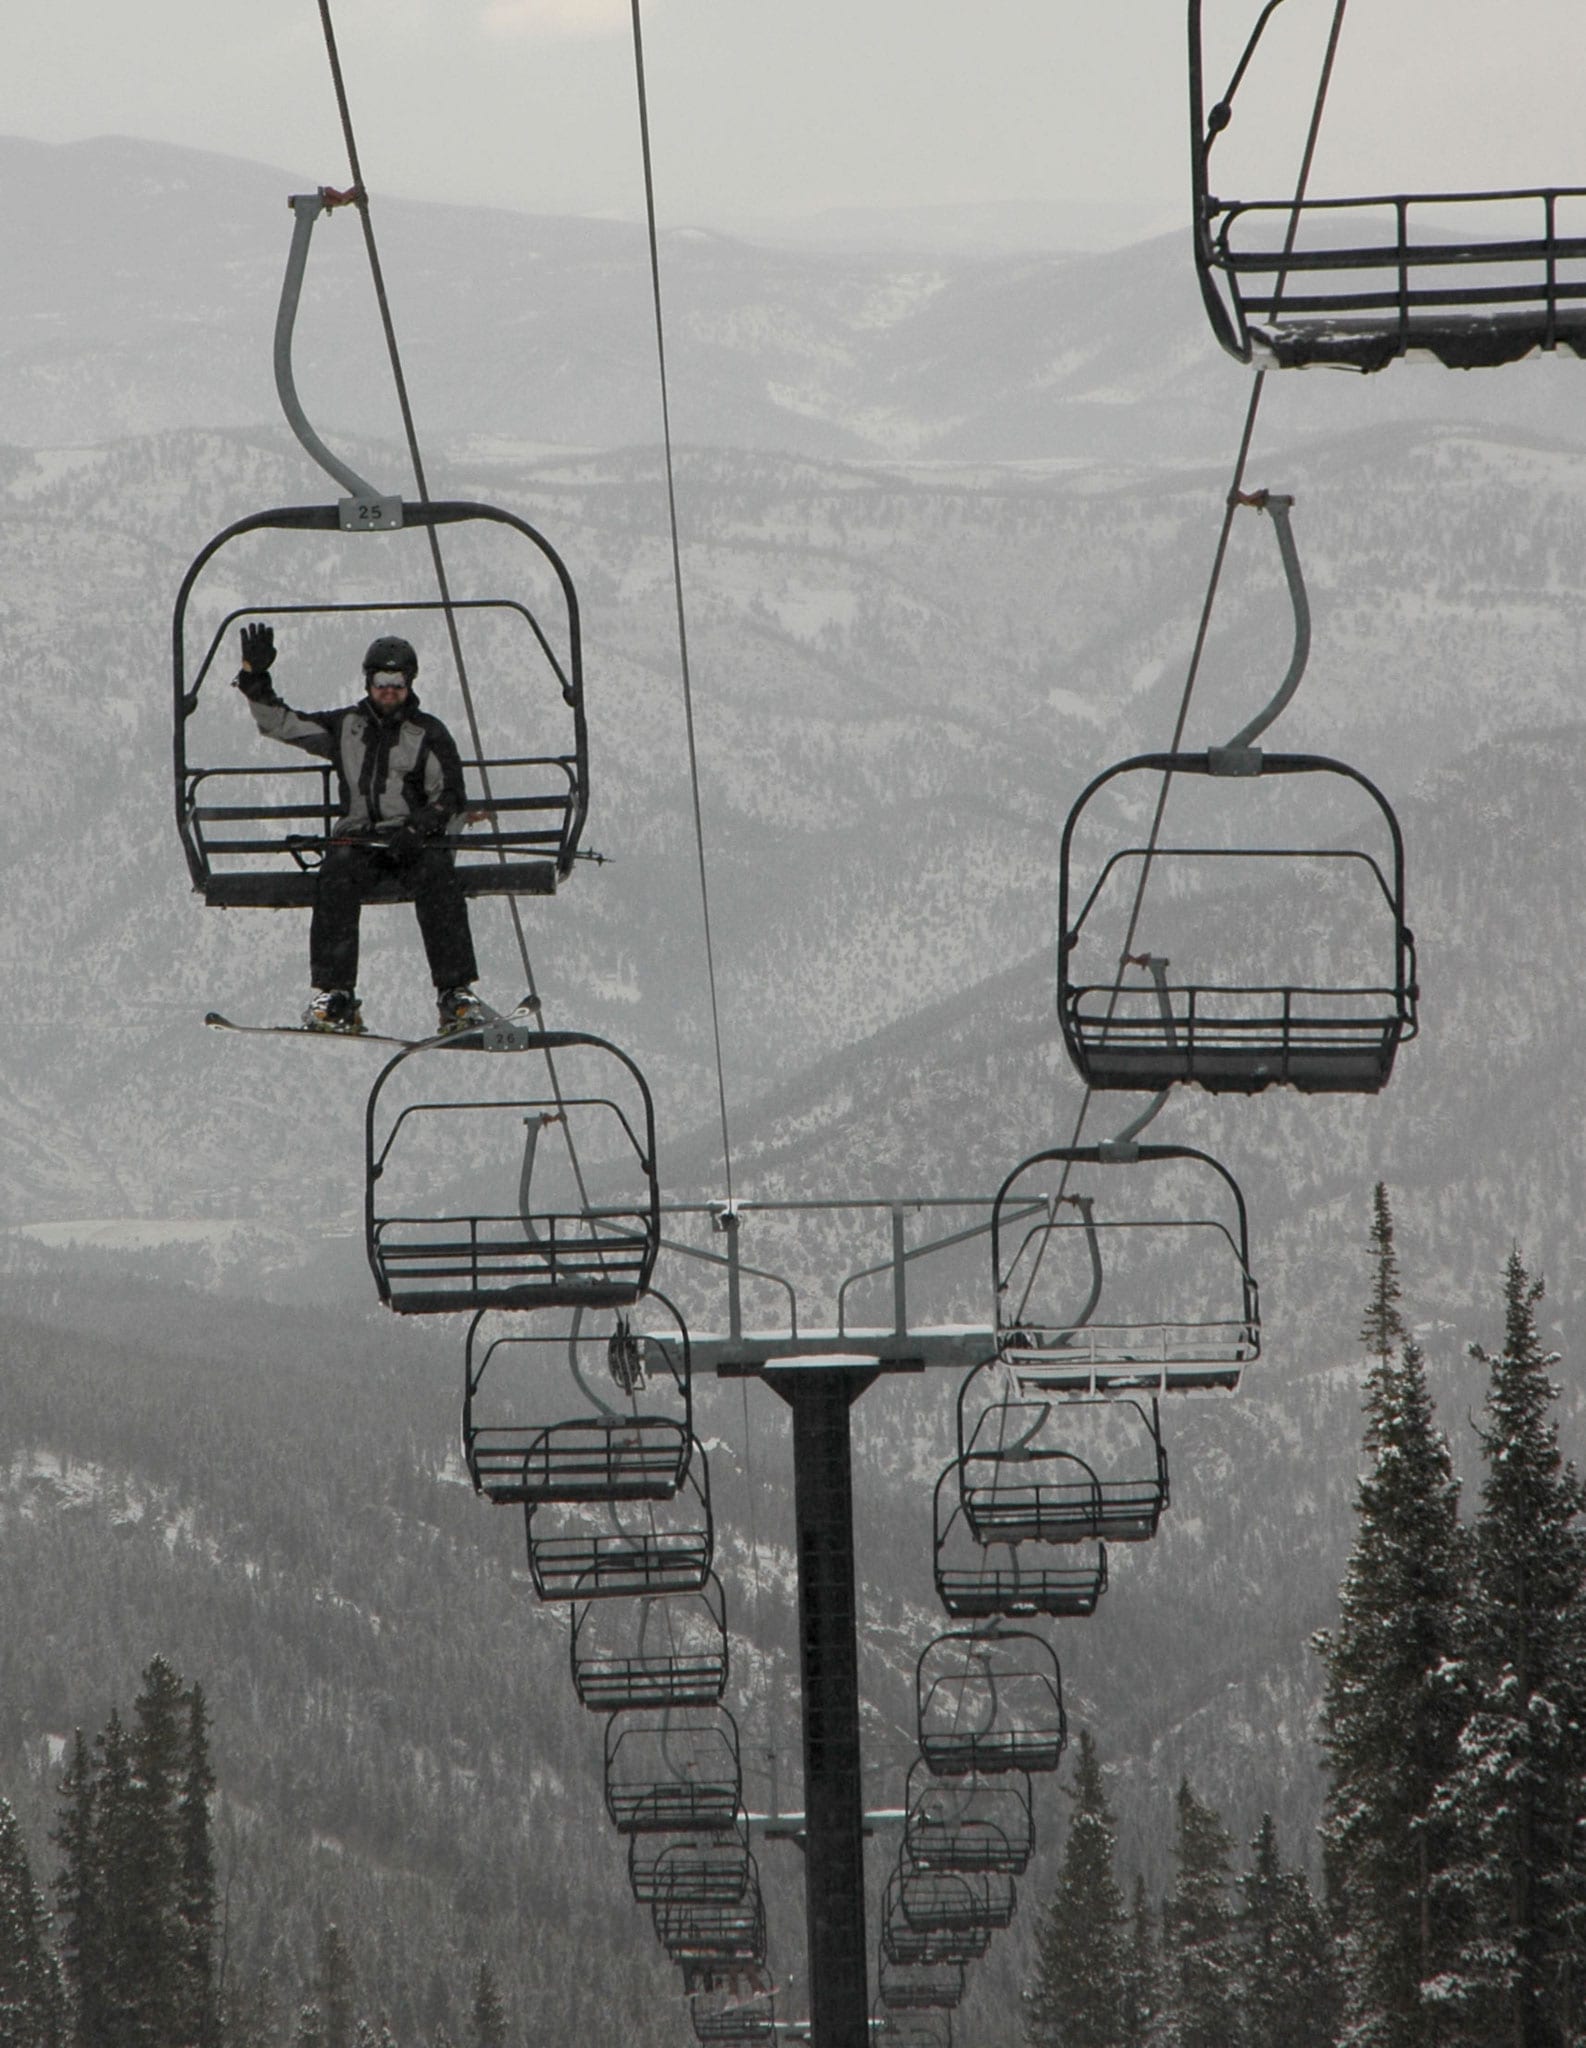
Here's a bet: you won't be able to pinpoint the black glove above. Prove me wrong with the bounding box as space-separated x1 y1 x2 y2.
382 822 426 869
234 668 275 704
240 622 276 672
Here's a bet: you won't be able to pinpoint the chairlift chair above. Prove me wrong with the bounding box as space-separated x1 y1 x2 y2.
904 1761 1035 1876
992 1144 1260 1394
629 1818 752 1907
690 1989 778 2045
954 1393 1169 1545
365 1029 660 1314
877 1958 966 2014
654 1859 767 1967
916 1628 1067 1777
462 1296 692 1504
897 1867 1016 1936
1190 2 1586 370
603 1707 743 1834
871 2011 953 2048
1059 752 1417 1095
524 1446 713 1601
570 1574 729 1710
881 1875 991 1966
175 189 589 907
932 1464 1108 1622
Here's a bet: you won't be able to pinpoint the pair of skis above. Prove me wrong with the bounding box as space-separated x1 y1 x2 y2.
205 992 540 1049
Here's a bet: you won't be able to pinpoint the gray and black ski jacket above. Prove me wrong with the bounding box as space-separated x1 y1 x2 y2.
241 682 468 837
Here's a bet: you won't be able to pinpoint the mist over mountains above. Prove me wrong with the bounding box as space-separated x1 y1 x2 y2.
3 128 1586 2037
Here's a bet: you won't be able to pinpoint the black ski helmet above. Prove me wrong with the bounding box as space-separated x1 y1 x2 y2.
362 634 418 681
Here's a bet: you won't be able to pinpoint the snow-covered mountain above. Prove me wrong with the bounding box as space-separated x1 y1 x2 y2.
3 137 1585 1974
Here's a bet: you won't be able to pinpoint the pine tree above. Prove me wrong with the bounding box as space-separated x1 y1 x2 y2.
1160 1781 1238 2048
92 1709 140 2048
124 1655 189 2048
468 1961 507 2048
1315 1188 1469 2048
1236 1815 1339 2048
175 1686 218 2048
317 1924 355 2048
1120 1875 1158 2048
0 1797 65 2048
1024 1729 1128 2047
292 2005 324 2048
51 1731 103 2048
1428 1252 1586 2048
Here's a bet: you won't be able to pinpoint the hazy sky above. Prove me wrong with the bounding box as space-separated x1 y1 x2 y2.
10 2 1586 239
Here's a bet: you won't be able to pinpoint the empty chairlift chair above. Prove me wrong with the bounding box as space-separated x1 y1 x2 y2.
365 1029 660 1314
916 1628 1066 1777
931 1461 1107 1623
462 1295 693 1505
690 1988 778 2045
603 1707 744 1835
174 190 589 907
904 1760 1035 1876
877 1958 966 2014
992 1141 1260 1394
1058 493 1416 1095
1059 752 1416 1093
954 1387 1169 1545
569 1575 729 1710
525 1445 713 1601
654 1862 768 1971
881 1874 992 1966
871 2011 954 2048
898 1865 1016 1935
1190 1 1586 370
630 1816 753 1908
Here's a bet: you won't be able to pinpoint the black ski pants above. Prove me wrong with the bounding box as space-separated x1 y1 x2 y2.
310 842 479 993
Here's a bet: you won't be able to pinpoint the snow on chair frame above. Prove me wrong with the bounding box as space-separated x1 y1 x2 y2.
365 1028 660 1315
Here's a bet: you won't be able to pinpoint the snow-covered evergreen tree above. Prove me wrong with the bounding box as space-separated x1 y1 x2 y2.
1315 1187 1468 2048
1427 1252 1586 2048
1023 1729 1128 2047
1160 1781 1238 2048
1236 1814 1340 2048
175 1685 218 2048
468 1960 507 2048
50 1731 101 2048
0 1797 64 2048
1120 1874 1158 2048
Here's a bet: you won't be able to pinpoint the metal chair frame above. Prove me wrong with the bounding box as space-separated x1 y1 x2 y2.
932 1465 1108 1621
603 1708 743 1835
173 507 589 907
954 1394 1169 1544
570 1574 729 1710
525 1447 713 1601
462 1295 692 1504
916 1628 1067 1778
365 1030 660 1315
1059 752 1416 1095
1190 2 1586 370
992 1144 1260 1392
904 1761 1034 1876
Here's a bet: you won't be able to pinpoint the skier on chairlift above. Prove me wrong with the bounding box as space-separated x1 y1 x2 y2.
234 623 488 1036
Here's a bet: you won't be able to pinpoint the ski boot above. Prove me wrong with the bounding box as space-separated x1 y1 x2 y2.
436 985 488 1037
303 988 365 1035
